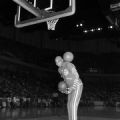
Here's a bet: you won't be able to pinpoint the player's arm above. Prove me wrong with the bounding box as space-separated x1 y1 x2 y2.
58 67 63 77
58 67 61 74
67 62 79 79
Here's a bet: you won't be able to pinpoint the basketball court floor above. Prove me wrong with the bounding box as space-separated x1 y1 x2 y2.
0 106 120 120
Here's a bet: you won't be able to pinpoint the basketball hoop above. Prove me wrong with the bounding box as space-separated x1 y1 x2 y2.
45 10 59 30
47 18 59 30
13 0 76 28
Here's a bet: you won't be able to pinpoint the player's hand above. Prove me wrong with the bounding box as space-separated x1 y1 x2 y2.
66 88 72 94
58 88 67 94
58 88 65 93
60 88 71 94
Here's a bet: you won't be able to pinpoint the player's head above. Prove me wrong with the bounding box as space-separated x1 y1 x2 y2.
55 56 63 67
63 52 74 62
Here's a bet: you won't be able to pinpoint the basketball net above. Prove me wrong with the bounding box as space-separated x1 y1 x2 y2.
47 18 59 30
45 10 59 30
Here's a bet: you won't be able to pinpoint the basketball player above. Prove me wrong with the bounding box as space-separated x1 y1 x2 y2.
55 52 83 120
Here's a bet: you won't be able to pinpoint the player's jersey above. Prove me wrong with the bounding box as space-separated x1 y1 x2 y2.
58 62 81 88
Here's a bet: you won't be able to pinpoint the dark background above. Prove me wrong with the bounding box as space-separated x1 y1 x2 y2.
0 0 120 94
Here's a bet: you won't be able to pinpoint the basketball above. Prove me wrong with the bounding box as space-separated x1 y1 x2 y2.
58 81 67 91
63 52 74 62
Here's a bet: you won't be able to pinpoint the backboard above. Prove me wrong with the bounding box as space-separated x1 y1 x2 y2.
12 0 76 28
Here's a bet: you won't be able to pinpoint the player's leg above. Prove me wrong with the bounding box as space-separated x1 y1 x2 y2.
72 84 83 120
70 84 83 120
72 87 79 120
76 84 83 106
67 89 78 120
67 92 74 120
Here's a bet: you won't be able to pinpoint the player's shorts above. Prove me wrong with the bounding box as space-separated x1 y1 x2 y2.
72 79 83 90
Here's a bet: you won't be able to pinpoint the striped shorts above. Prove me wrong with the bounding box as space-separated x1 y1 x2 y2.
71 79 83 90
